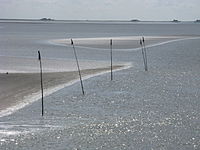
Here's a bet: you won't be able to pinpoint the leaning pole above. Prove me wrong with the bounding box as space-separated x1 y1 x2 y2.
142 37 148 71
140 39 146 71
71 39 85 95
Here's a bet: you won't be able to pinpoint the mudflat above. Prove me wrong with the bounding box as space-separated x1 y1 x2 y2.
0 65 123 112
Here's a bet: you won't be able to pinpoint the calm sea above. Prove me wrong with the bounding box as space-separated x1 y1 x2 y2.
0 21 200 59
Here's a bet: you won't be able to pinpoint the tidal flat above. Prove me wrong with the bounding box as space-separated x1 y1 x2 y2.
0 21 200 149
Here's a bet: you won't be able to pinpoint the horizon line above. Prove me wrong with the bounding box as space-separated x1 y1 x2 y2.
0 18 199 22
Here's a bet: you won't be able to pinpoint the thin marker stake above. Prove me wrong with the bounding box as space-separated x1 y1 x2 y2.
71 39 85 95
38 51 44 116
140 39 146 71
110 39 113 81
142 37 148 71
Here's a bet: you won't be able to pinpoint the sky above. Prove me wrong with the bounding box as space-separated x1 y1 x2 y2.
0 0 199 21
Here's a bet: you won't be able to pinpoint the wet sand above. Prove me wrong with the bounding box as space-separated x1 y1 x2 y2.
0 56 115 73
0 65 123 113
52 36 189 49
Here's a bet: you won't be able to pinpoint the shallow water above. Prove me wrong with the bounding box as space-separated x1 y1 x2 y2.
1 21 200 72
0 21 200 149
0 38 200 149
1 21 200 58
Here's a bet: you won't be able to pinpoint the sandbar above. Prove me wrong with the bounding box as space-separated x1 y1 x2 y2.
0 65 124 115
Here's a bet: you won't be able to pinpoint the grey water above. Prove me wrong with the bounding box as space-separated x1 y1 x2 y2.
0 21 200 60
0 21 200 149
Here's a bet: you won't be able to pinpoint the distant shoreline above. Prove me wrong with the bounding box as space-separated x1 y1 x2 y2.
0 18 199 23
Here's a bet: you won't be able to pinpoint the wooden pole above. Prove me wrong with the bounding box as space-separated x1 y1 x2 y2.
38 51 44 116
142 37 148 71
110 39 113 81
71 39 85 95
140 39 146 71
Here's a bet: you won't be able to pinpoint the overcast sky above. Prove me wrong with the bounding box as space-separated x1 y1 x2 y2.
0 0 199 21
